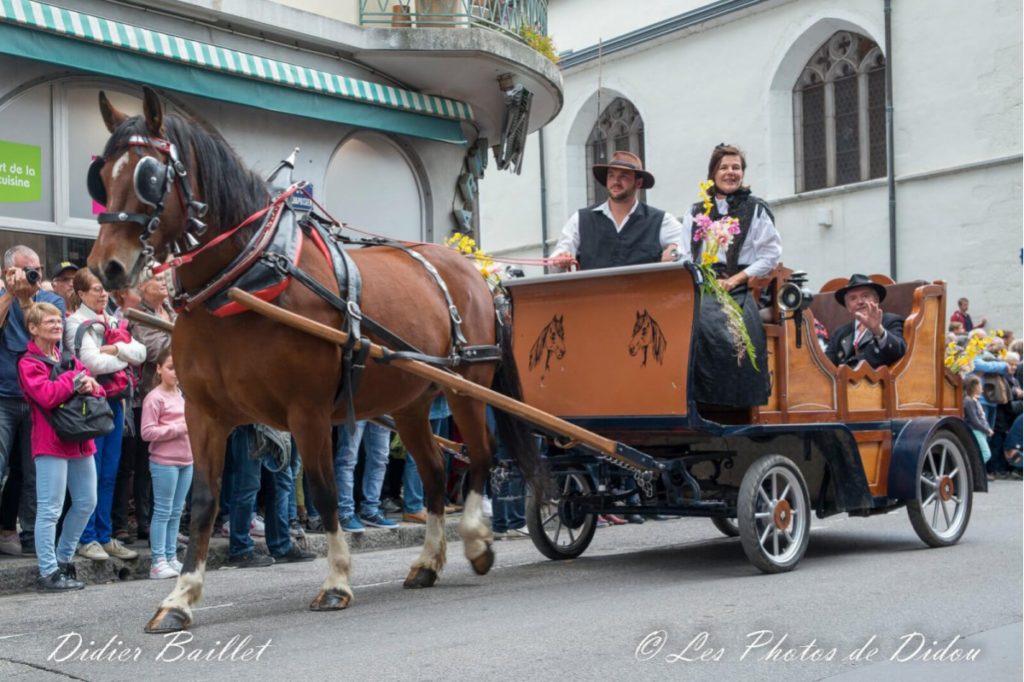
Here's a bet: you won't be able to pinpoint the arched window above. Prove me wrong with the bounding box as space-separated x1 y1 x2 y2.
585 97 645 205
793 31 886 192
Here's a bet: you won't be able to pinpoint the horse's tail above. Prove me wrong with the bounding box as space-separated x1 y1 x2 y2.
491 317 550 498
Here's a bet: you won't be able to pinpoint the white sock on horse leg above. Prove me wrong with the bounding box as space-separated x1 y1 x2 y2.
411 513 447 574
459 490 490 561
320 530 352 595
161 559 207 614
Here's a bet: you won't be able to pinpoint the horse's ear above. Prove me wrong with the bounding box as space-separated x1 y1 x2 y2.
142 86 164 136
636 310 641 320
98 91 126 133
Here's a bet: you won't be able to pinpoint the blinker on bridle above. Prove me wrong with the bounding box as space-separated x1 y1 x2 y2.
87 134 209 261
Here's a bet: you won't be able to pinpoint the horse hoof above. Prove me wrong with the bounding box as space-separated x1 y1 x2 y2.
310 588 351 611
144 607 191 634
469 543 495 575
403 567 438 589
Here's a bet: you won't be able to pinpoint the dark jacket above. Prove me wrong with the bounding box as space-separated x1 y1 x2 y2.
825 313 907 368
576 203 664 270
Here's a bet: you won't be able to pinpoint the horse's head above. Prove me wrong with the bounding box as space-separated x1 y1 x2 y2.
629 310 652 356
87 87 206 289
550 315 566 358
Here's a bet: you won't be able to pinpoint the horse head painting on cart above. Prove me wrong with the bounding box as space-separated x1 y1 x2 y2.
86 86 545 633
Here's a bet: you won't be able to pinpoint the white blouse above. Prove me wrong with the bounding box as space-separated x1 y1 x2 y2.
680 196 782 278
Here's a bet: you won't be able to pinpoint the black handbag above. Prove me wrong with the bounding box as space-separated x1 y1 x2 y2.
29 353 115 443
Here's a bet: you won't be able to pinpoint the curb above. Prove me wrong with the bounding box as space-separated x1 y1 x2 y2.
0 518 464 596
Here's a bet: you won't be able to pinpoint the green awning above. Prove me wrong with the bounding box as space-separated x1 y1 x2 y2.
0 0 471 144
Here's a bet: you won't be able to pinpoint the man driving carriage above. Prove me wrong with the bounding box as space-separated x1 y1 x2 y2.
549 151 684 271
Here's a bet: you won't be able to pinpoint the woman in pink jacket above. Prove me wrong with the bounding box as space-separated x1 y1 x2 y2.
18 302 104 591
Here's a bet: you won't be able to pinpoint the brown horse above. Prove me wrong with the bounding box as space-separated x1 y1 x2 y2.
86 87 544 633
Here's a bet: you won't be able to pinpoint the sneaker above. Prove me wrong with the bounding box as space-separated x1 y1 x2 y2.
625 514 645 524
481 496 493 518
600 514 627 526
103 539 139 560
358 511 399 529
149 559 178 579
58 561 77 580
340 516 365 534
289 519 306 539
596 516 610 529
113 529 133 544
225 551 274 569
275 544 316 563
250 515 266 538
168 557 184 574
0 532 20 556
492 530 508 540
20 536 35 556
305 515 325 533
77 541 110 561
401 510 428 524
506 527 530 539
380 498 402 514
37 569 85 592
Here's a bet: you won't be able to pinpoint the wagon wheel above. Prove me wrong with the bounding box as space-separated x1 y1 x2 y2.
737 455 810 573
711 517 740 537
526 470 597 560
907 431 973 547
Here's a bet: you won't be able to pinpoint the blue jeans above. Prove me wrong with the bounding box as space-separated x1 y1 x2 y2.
334 421 390 519
400 416 448 514
0 397 35 537
80 400 124 545
227 427 294 559
149 462 193 561
35 456 97 577
486 408 525 532
288 440 300 521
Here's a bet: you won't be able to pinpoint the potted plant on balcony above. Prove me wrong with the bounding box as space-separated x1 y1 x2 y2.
417 0 463 27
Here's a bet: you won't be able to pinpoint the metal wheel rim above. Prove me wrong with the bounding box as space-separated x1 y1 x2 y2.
537 473 594 553
917 436 970 541
751 466 807 565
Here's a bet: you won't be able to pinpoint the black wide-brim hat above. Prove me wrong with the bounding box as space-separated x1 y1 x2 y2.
592 150 655 189
834 273 887 305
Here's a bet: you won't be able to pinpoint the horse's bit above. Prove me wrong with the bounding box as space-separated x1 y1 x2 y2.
87 134 209 261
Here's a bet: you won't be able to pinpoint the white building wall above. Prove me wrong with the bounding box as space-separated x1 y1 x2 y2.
479 0 1023 329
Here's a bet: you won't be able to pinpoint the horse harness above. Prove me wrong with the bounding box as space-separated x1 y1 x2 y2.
88 138 502 431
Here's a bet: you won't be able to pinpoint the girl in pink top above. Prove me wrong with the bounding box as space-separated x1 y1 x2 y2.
141 348 193 579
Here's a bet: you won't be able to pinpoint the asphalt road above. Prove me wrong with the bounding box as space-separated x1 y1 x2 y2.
0 482 1020 682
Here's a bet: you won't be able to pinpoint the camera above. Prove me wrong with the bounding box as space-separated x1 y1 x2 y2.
23 267 41 285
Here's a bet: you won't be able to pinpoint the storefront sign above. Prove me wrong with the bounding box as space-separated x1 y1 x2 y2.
0 139 42 202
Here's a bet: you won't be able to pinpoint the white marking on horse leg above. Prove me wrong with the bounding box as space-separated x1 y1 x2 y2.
319 530 352 596
160 559 206 616
111 152 130 180
410 513 447 574
459 490 490 561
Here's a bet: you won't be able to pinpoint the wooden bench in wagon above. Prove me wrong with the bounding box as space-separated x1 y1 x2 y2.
503 262 986 573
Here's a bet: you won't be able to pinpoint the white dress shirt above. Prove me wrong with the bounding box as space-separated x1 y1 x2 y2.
679 197 782 278
553 199 688 261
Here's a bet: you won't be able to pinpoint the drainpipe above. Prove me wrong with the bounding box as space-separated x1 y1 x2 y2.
539 128 550 257
885 0 897 279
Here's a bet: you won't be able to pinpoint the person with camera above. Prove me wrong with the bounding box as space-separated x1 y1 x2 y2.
0 246 66 558
18 302 104 591
64 269 146 562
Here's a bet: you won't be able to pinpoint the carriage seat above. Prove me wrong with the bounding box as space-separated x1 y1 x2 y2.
810 276 929 337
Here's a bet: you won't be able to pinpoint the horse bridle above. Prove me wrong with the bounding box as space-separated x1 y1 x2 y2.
87 134 209 262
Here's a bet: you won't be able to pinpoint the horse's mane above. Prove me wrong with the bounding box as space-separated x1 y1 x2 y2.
650 317 667 363
528 322 550 371
103 112 268 241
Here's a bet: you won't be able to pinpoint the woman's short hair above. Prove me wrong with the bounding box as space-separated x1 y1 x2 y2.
707 143 747 180
24 302 62 331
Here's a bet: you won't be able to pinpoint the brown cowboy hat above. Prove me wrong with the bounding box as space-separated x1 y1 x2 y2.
592 151 655 189
834 273 887 306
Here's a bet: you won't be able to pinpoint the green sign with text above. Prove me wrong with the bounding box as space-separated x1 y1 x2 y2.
0 140 42 203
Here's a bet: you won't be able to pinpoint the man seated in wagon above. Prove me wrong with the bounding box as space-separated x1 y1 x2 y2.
824 274 907 368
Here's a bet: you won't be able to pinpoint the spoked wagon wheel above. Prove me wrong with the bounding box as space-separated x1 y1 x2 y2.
737 455 811 573
526 470 597 560
711 517 740 537
907 431 973 547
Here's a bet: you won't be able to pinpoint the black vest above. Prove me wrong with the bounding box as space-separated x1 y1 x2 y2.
690 189 774 277
577 203 664 271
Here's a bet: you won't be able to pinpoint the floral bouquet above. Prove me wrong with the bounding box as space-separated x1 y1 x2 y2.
693 180 758 368
445 232 502 289
944 333 992 374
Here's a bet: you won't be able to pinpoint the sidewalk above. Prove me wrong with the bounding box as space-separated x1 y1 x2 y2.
0 517 464 596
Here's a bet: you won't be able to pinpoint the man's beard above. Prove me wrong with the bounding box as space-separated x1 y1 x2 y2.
607 186 636 202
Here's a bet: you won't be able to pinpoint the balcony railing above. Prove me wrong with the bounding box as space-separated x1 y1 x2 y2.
359 0 548 40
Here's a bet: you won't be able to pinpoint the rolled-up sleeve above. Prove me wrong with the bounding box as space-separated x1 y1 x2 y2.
551 211 581 258
742 205 783 278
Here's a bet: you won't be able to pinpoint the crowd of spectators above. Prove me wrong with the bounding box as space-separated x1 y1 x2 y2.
946 297 1022 481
